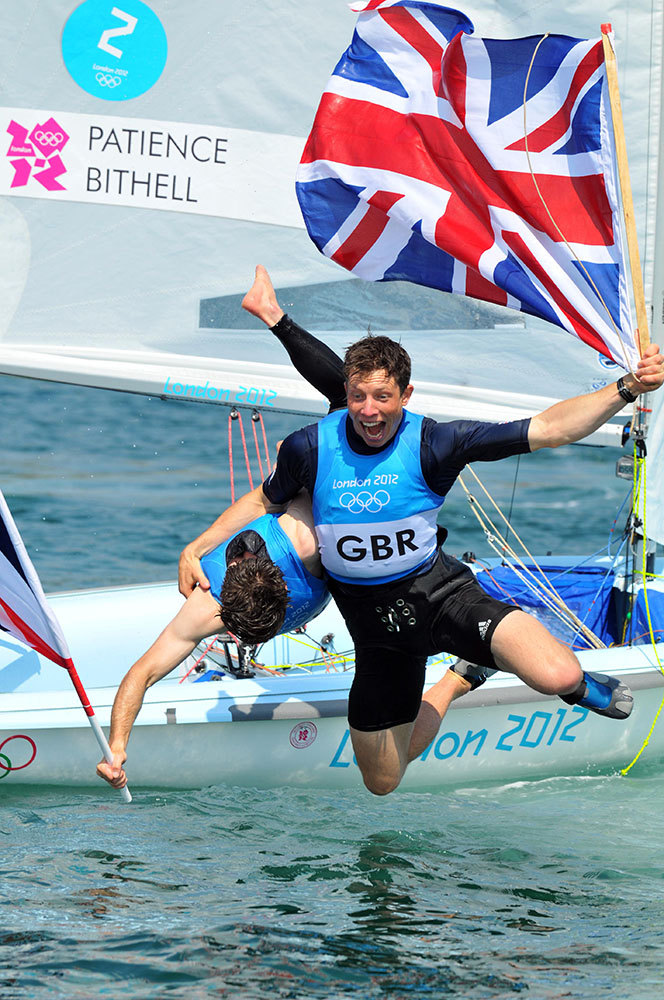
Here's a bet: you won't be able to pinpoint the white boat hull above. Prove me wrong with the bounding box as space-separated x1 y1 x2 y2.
1 582 664 791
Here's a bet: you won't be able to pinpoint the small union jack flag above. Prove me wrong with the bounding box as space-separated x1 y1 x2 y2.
0 488 73 668
296 0 639 369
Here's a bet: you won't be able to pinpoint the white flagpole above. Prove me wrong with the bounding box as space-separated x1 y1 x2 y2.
64 657 132 804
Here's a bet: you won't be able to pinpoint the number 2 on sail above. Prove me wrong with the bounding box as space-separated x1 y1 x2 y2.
98 7 138 60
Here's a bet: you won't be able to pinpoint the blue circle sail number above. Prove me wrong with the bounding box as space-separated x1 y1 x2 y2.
62 0 168 101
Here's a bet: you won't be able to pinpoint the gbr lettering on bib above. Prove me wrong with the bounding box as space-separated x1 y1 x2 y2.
316 510 439 581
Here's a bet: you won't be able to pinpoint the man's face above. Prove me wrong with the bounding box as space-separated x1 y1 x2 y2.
346 369 413 448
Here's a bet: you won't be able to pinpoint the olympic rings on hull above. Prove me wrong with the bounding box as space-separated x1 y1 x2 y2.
0 734 37 777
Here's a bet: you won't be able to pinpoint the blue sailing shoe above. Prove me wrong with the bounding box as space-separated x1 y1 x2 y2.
561 671 633 720
449 659 497 691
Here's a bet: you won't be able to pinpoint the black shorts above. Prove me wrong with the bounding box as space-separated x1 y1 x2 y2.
329 550 520 732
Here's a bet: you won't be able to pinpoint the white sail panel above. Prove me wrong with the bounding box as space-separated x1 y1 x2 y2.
0 0 660 428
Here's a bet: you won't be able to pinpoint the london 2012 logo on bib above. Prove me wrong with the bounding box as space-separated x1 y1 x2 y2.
62 0 168 102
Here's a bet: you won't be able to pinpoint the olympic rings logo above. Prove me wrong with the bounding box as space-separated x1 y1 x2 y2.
33 130 64 146
96 73 122 87
0 735 37 779
339 490 391 513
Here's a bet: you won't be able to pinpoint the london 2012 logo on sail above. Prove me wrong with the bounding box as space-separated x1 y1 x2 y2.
5 119 69 191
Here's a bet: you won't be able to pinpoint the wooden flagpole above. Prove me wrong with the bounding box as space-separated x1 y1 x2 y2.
601 23 650 353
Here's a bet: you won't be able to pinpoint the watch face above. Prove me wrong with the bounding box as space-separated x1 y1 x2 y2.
617 378 636 401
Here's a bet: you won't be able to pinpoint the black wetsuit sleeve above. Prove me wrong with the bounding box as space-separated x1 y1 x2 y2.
262 424 318 504
421 417 532 497
270 315 347 412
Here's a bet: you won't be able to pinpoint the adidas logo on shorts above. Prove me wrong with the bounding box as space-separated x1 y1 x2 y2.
478 619 492 640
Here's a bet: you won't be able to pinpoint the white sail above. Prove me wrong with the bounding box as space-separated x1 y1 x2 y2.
0 1 660 436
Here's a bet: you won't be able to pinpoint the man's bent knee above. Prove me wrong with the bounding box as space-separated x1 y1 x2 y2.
491 611 583 695
362 773 402 796
350 722 411 796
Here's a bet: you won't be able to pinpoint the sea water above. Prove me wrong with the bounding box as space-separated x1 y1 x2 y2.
1 374 663 999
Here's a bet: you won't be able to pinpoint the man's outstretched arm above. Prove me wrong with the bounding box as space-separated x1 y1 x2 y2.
96 587 221 788
243 265 347 411
528 343 664 451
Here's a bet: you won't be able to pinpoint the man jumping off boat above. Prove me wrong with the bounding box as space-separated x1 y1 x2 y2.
97 277 473 791
178 265 664 797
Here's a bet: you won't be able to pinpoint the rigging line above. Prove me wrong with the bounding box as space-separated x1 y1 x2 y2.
503 453 521 558
459 475 605 646
461 466 569 596
235 410 254 491
636 454 662 666
258 411 273 473
463 464 613 603
473 517 605 645
567 540 628 647
250 412 265 480
607 482 634 556
522 34 635 375
459 479 605 645
459 480 551 594
228 411 235 504
179 637 218 683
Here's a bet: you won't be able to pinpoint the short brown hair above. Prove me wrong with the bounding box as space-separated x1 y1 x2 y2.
219 557 289 644
343 334 412 393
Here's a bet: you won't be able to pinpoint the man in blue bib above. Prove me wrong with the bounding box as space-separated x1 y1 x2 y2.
97 492 329 790
179 266 664 797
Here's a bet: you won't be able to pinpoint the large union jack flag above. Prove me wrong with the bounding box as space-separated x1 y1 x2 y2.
296 0 639 369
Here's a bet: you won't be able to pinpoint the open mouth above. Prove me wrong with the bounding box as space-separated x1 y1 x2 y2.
361 420 385 441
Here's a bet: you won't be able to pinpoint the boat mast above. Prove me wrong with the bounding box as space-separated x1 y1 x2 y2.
602 21 661 613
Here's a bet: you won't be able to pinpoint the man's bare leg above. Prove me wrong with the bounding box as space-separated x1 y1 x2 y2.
349 669 473 795
350 722 414 796
490 610 581 694
242 264 284 327
407 669 471 761
489 610 632 719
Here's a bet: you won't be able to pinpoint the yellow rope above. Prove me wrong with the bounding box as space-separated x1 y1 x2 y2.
621 451 664 774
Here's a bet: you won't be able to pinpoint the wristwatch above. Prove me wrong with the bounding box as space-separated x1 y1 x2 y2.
616 376 638 403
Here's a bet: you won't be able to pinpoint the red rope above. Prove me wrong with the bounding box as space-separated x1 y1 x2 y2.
257 411 272 473
228 408 275 500
250 414 265 480
228 413 235 503
236 411 254 490
179 638 218 683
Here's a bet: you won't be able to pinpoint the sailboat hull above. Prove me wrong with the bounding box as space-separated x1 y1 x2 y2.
1 582 663 791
